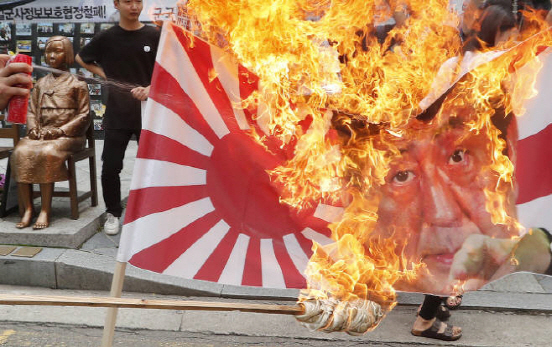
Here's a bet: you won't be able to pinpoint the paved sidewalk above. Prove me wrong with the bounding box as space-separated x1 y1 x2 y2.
0 140 551 311
0 285 551 347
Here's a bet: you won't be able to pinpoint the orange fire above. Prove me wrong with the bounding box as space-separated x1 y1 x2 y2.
180 0 552 330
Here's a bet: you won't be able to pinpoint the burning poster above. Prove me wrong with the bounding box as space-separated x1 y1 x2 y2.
118 0 552 334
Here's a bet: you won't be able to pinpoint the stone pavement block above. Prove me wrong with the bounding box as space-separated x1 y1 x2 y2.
536 274 552 293
55 248 226 297
462 290 552 311
124 263 224 297
220 283 299 301
482 272 545 293
116 308 184 331
0 305 108 327
178 306 552 347
178 310 357 341
0 305 183 332
56 249 120 291
0 247 65 287
0 305 184 332
80 230 120 257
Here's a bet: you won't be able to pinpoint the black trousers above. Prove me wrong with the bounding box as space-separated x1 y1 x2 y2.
101 128 141 217
418 295 443 320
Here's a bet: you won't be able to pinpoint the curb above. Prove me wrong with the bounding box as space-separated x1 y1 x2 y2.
1 245 552 313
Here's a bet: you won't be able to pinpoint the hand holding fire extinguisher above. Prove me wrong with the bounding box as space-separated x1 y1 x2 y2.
0 54 33 112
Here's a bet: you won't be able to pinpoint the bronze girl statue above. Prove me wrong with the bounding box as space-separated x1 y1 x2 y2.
12 36 90 229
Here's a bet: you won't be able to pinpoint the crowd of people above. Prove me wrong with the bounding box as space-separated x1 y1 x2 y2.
0 0 550 343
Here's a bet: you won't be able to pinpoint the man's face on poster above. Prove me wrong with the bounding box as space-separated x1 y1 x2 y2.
372 107 517 294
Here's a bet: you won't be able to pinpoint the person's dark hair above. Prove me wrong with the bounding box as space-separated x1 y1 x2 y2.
463 4 516 52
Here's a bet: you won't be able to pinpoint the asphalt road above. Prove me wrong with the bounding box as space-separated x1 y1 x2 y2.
1 306 551 347
0 322 419 347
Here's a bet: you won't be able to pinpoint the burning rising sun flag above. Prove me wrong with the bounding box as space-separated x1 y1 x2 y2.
117 19 552 285
118 1 552 332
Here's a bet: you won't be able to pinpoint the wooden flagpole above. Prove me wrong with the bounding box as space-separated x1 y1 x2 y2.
0 293 305 314
101 261 127 347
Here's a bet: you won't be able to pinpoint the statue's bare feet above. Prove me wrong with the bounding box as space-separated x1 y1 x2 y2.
32 211 49 230
16 209 33 229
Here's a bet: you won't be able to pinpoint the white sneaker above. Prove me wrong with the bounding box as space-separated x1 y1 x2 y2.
104 213 120 235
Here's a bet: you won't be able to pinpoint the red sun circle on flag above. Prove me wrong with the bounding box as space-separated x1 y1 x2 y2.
207 132 303 239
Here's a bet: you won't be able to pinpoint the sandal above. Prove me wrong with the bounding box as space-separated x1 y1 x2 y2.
445 295 463 310
412 318 462 341
416 304 451 321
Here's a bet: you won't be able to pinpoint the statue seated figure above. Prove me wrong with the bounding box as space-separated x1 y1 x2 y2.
11 36 90 229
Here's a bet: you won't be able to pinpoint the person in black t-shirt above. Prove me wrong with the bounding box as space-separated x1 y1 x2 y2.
76 0 160 235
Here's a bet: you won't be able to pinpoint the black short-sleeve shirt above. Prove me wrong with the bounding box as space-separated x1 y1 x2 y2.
78 25 160 130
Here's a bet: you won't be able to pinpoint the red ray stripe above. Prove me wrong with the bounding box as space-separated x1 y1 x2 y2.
150 63 220 145
128 210 221 273
536 45 550 56
137 130 211 170
124 185 208 224
294 232 316 260
293 204 333 241
273 238 307 288
233 51 292 155
172 28 241 133
238 64 259 101
237 62 260 132
193 227 240 282
242 238 262 286
516 123 552 204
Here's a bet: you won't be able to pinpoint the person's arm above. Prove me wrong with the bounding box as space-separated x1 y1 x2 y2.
0 54 32 110
75 54 106 80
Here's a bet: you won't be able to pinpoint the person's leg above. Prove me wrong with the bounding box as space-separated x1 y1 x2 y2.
16 183 33 229
412 295 462 341
34 183 54 229
133 128 141 143
101 128 132 218
418 295 442 320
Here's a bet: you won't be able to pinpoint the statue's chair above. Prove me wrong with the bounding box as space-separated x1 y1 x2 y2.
30 116 98 219
0 121 21 217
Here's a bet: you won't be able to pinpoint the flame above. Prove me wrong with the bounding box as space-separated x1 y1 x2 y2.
178 0 552 330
